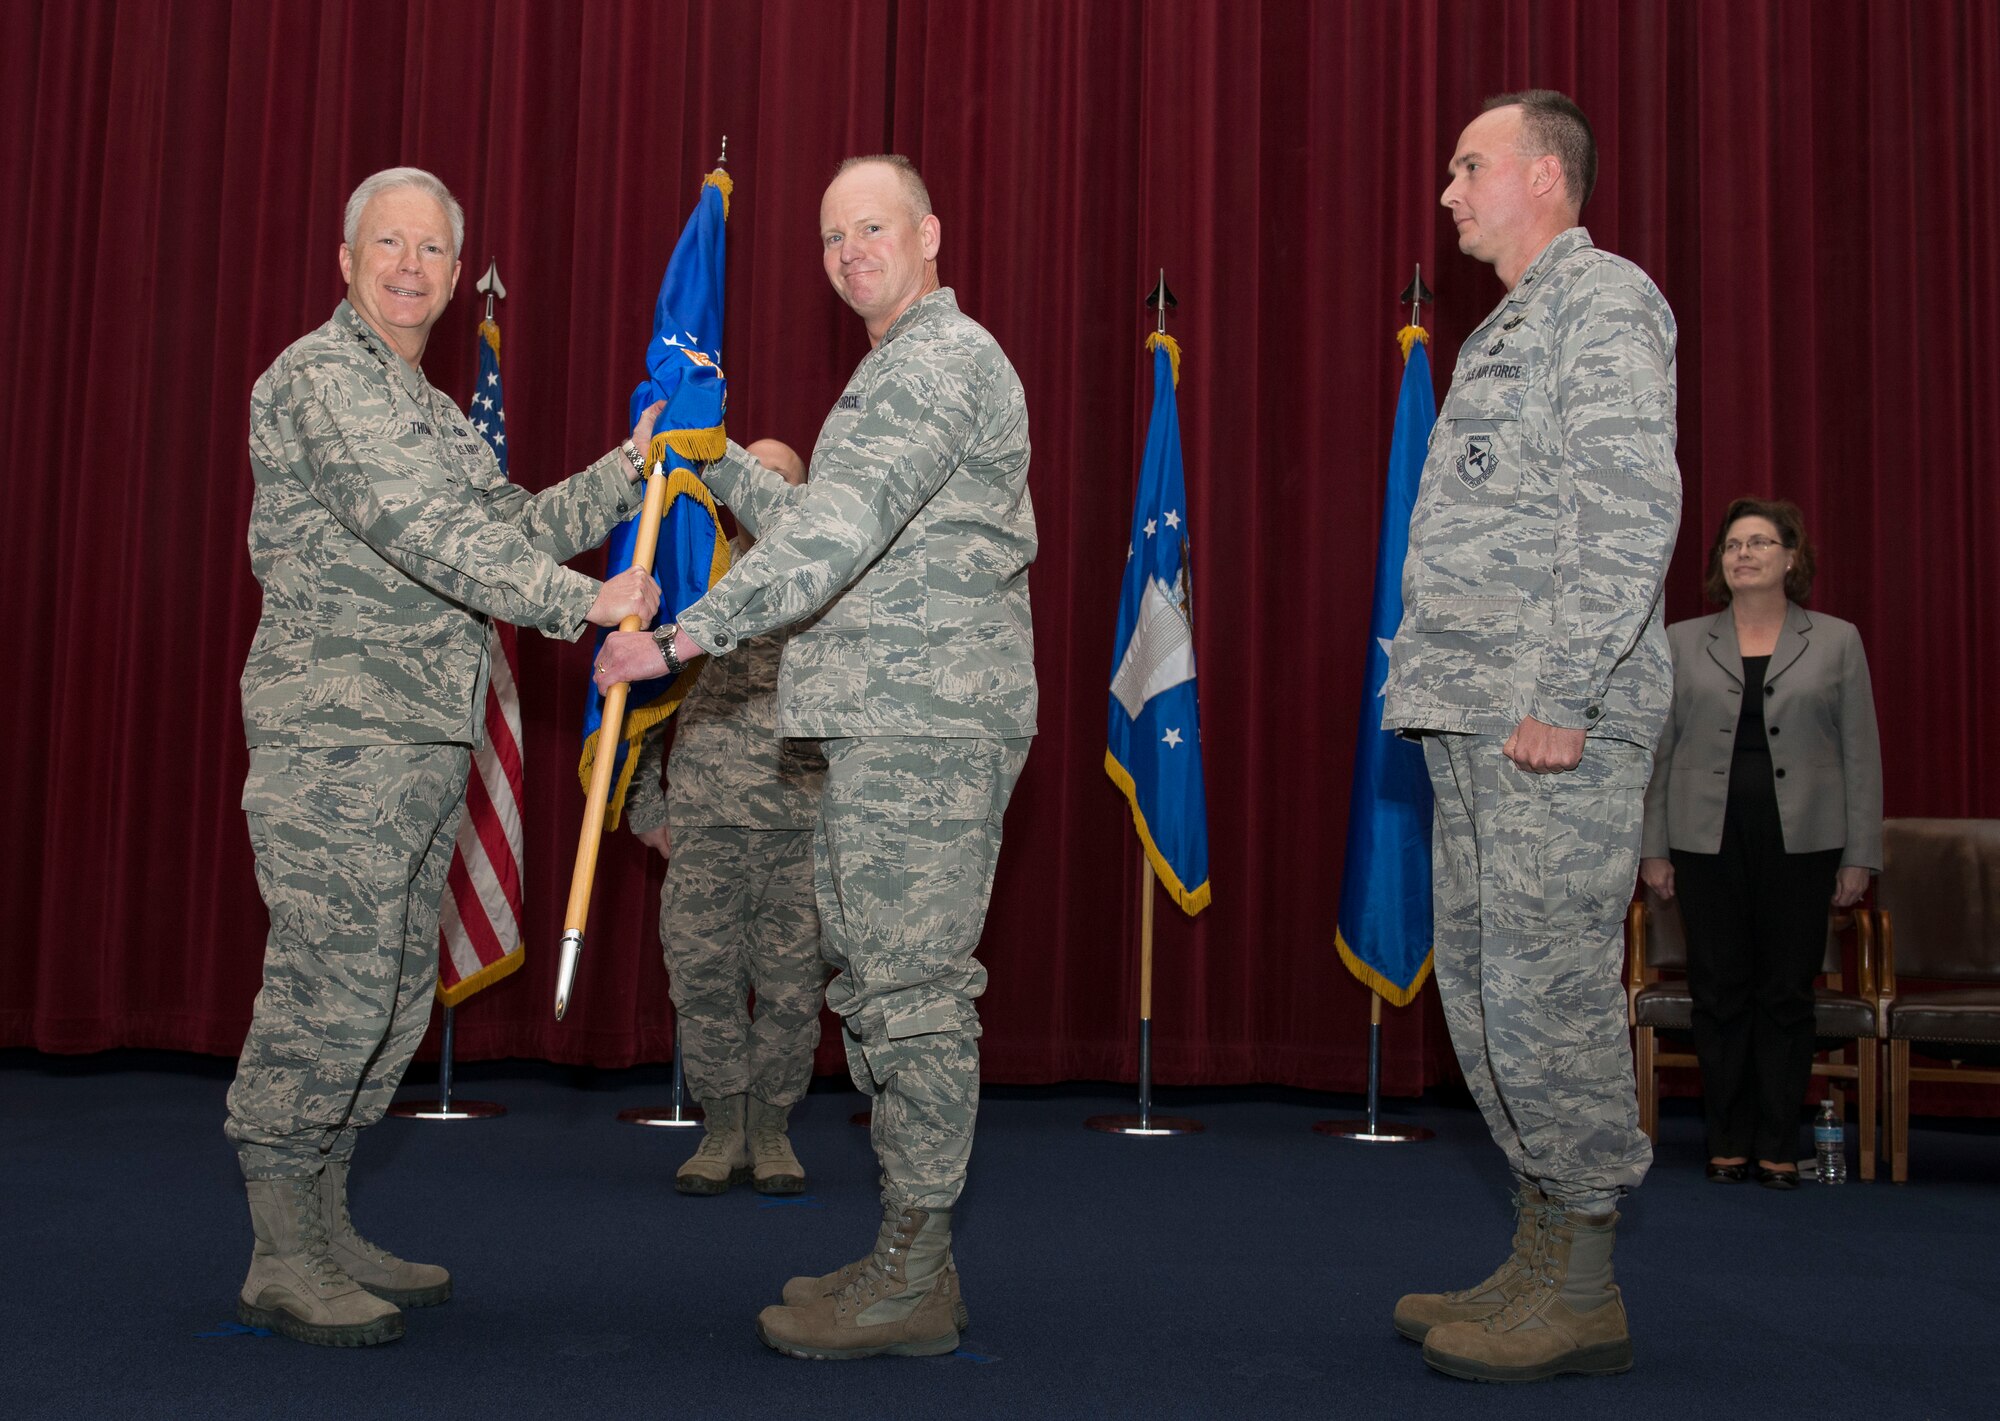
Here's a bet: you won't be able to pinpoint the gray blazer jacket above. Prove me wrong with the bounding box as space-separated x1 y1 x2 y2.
1641 603 1883 869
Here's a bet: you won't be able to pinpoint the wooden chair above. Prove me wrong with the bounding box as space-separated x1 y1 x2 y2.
1625 894 1878 1178
1877 817 2000 1183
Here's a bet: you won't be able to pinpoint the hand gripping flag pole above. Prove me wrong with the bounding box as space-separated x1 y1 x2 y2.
1315 263 1439 1145
1088 271 1209 1139
557 148 735 1021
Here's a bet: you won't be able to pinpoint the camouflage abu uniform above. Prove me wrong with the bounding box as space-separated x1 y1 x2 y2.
1383 229 1681 1209
677 288 1036 1211
625 579 829 1107
228 300 642 1180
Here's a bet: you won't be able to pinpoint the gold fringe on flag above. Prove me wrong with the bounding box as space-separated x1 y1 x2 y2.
1145 329 1183 388
705 168 734 218
479 318 501 359
1396 324 1429 360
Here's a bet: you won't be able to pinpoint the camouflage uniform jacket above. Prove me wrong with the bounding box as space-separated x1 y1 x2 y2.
625 543 826 834
242 301 643 748
677 289 1037 739
1384 228 1681 747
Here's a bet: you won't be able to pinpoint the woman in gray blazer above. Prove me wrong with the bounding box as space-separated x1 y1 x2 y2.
1639 497 1882 1188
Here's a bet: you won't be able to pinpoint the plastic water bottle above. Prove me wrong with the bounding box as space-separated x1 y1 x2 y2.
1814 1100 1847 1184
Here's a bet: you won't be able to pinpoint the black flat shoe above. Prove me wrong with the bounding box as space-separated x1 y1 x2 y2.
1757 1165 1801 1191
1706 1161 1750 1183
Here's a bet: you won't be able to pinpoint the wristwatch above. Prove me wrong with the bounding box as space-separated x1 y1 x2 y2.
650 622 685 679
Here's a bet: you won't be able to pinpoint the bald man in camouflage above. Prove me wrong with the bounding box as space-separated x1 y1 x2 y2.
624 439 829 1199
595 154 1034 1361
229 166 665 1347
1382 91 1680 1382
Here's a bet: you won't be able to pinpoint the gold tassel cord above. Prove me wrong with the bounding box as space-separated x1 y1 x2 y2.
1396 324 1429 361
1144 330 1183 388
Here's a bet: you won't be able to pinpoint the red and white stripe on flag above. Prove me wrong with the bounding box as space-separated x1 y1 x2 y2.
437 622 527 1004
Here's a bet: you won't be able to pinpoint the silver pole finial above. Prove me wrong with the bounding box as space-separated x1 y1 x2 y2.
475 259 506 321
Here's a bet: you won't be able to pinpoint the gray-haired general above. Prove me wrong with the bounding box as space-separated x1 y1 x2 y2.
227 166 664 1347
1639 497 1882 1189
594 153 1035 1362
1382 90 1681 1382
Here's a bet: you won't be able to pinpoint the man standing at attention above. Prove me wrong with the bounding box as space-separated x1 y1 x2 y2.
624 439 828 1199
594 154 1036 1362
231 167 664 1347
1382 92 1680 1382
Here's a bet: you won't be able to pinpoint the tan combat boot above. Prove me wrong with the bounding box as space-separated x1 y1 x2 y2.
747 1097 806 1196
1421 1206 1633 1383
676 1094 751 1195
237 1176 404 1347
1393 1185 1553 1341
317 1160 452 1306
757 1206 961 1360
780 1217 971 1332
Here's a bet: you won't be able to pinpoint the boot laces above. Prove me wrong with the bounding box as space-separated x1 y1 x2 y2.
292 1183 358 1293
691 1130 741 1164
1479 1203 1568 1331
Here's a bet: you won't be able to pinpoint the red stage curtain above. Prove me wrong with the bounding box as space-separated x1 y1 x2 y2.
3 2 1995 1098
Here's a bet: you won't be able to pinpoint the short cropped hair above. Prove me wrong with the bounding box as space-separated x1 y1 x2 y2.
834 154 933 221
343 167 465 259
1483 89 1596 210
1703 496 1817 605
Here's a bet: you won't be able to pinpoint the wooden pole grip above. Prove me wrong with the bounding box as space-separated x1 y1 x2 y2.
560 467 671 940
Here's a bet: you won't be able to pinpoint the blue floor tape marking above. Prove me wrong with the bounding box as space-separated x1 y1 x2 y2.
948 1348 998 1364
197 1322 272 1339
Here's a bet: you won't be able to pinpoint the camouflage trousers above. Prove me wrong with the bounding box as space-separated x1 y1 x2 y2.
1421 732 1653 1209
816 735 1031 1211
661 825 826 1106
225 743 469 1180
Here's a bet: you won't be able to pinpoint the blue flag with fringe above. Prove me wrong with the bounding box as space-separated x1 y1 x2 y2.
1105 332 1210 915
1333 326 1436 1003
579 167 734 827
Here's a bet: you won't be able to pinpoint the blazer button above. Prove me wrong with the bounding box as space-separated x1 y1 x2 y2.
1765 686 1775 696
1769 725 1781 735
1775 768 1787 779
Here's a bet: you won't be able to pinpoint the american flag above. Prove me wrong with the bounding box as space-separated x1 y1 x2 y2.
437 315 527 1004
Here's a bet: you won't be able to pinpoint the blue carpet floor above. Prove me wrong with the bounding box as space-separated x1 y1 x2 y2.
2 1052 1995 1420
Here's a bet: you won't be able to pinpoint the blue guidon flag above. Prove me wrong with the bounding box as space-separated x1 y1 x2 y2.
1333 324 1437 1004
579 166 734 827
1105 331 1211 915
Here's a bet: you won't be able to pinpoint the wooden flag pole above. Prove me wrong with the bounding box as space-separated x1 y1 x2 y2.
1086 853 1202 1137
554 462 670 1020
1314 987 1434 1143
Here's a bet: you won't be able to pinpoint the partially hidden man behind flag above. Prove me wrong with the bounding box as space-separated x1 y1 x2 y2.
436 314 528 1003
579 166 735 827
1333 323 1438 1004
1106 331 1211 914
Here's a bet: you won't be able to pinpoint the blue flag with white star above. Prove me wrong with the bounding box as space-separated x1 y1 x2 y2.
1334 327 1436 1003
579 167 734 827
1105 332 1210 915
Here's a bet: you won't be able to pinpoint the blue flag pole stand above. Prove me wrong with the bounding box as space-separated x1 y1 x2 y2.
1088 860 1203 1137
1314 992 1432 1142
617 1037 705 1128
390 1005 508 1121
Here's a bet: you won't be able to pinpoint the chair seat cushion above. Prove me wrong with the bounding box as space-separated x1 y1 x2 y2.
1633 983 1690 1031
1886 989 2000 1044
1633 984 1875 1037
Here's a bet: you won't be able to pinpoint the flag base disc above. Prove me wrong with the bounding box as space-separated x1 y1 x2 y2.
1085 1113 1204 1136
388 1100 507 1121
1313 1118 1433 1143
616 1106 704 1128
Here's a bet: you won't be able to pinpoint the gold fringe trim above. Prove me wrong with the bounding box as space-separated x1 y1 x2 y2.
705 167 734 219
1396 324 1429 361
478 318 501 360
1333 928 1432 1008
1103 749 1211 916
658 424 728 465
436 942 525 1007
1145 330 1183 388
